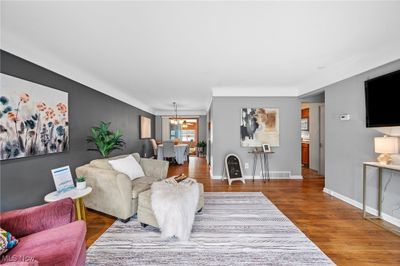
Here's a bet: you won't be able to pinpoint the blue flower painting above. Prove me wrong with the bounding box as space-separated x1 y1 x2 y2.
0 74 69 160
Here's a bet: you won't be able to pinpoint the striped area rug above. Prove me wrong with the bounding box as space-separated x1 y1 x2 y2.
87 192 334 265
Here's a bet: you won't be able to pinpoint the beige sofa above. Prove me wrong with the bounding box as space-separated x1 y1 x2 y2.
75 153 169 221
137 183 204 228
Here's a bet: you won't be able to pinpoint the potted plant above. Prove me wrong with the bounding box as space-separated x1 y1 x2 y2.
87 121 125 157
197 140 207 157
76 176 86 190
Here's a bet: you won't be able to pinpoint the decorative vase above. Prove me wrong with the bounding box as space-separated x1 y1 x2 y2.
76 181 86 190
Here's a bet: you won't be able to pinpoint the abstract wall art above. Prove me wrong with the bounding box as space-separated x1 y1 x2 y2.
140 115 151 139
0 74 69 160
240 108 279 147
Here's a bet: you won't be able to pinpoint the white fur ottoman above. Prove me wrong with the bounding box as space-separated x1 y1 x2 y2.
137 182 204 228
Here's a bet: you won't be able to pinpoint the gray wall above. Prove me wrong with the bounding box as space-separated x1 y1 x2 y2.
207 102 213 164
211 97 301 178
0 50 155 211
324 59 400 220
155 116 162 140
198 115 207 142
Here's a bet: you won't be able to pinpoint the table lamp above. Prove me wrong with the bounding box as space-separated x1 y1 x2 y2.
374 135 399 165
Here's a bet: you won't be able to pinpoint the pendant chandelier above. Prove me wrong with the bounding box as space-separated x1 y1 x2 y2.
170 102 179 125
170 102 188 128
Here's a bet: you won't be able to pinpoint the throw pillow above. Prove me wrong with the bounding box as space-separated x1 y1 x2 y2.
0 228 18 255
109 155 145 180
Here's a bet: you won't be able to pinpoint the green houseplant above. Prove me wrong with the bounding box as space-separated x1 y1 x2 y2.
76 176 86 190
87 121 125 158
197 140 207 157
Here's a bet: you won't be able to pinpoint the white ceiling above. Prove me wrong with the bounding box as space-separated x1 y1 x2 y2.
2 1 400 114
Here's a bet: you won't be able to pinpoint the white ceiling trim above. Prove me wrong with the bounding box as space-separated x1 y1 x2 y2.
298 40 400 95
154 110 207 116
212 86 299 97
1 30 155 114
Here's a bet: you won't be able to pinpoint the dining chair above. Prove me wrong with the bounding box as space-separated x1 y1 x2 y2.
150 139 158 158
163 140 176 163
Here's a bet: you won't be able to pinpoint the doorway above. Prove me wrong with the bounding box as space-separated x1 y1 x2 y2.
300 92 325 178
169 118 199 155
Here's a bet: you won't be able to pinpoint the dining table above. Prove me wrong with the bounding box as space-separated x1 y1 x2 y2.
157 143 189 165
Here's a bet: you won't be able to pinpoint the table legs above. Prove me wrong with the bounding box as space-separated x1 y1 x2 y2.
74 198 87 221
252 153 270 183
252 154 258 182
362 164 400 236
378 167 382 217
259 153 265 181
264 153 270 182
362 164 367 218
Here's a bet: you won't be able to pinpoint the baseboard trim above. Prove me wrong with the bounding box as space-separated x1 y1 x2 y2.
323 187 400 227
211 175 303 180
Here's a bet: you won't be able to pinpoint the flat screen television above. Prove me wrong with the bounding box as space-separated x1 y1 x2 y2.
365 69 400 127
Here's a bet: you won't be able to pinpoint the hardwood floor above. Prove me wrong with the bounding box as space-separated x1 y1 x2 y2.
86 156 400 265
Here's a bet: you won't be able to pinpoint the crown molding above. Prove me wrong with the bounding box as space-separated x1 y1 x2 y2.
212 86 299 97
1 30 155 114
298 41 400 95
154 110 207 116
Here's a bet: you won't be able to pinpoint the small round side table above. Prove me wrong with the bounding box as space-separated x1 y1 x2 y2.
44 187 92 221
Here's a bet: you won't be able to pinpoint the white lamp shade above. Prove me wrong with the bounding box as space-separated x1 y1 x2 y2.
374 136 399 154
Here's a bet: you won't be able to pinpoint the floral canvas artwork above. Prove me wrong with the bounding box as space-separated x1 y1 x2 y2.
0 74 69 160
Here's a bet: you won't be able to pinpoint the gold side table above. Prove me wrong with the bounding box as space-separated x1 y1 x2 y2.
44 187 92 221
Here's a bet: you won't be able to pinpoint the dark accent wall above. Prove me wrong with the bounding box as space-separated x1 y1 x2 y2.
0 50 155 211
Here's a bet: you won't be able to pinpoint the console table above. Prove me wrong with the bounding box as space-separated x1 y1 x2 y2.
249 150 274 182
362 162 400 236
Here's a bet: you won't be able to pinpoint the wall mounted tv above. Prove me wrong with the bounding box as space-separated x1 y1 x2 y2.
365 69 400 127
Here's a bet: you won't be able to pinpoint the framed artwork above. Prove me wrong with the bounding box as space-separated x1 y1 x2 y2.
51 165 75 193
0 74 69 160
140 116 151 139
301 118 309 130
240 108 279 147
262 144 271 153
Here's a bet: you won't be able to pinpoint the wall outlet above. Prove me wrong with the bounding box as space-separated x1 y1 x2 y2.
244 162 249 169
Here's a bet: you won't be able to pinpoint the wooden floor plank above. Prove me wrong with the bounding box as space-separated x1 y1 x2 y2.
85 156 400 265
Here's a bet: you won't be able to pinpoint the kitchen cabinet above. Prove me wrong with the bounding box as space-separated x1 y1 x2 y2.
302 143 309 166
301 108 309 119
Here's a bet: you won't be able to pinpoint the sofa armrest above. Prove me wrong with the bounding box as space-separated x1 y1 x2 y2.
140 158 169 180
75 165 133 219
0 198 75 238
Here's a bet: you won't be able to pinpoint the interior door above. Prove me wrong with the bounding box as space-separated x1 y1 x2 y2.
319 105 325 176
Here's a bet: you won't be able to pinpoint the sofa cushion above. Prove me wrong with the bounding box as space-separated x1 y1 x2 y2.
109 155 145 181
90 153 141 170
131 176 159 199
6 221 86 266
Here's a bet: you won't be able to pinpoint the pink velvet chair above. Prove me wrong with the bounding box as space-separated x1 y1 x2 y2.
0 198 86 266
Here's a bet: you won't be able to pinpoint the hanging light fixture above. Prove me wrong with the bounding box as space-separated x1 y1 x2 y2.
170 102 179 125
